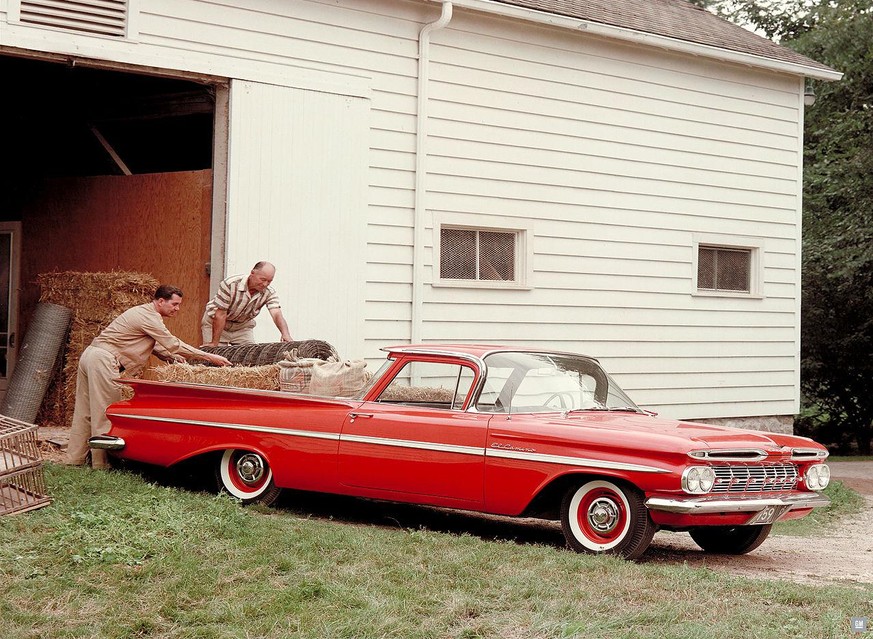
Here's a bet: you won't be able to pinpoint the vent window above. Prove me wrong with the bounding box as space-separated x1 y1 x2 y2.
697 246 752 293
16 0 129 37
440 228 516 283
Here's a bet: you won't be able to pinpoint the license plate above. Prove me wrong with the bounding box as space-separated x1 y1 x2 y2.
745 505 790 525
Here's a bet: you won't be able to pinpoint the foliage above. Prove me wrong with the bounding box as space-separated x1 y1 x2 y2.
0 465 870 639
704 0 873 454
793 0 873 454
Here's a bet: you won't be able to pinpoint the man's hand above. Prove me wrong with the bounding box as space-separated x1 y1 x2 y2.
208 354 232 367
280 333 293 343
200 341 218 348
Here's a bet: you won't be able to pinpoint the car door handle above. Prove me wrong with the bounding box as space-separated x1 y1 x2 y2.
349 413 374 422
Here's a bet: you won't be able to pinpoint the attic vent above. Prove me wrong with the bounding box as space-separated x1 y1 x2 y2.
17 0 129 37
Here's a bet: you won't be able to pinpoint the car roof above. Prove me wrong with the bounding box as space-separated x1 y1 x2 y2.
382 343 597 361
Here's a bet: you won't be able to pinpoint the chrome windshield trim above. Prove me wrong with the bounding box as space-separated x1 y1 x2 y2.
106 412 341 441
645 492 831 514
486 448 669 474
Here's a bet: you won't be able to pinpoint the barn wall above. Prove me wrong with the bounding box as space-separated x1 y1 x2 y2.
19 171 212 347
0 0 808 421
418 12 803 420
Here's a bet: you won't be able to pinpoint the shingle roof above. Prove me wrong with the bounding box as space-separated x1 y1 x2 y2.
490 0 836 75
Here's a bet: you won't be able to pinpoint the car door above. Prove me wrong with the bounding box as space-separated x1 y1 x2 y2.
338 357 488 506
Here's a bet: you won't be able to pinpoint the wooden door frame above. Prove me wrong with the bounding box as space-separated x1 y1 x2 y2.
0 221 22 401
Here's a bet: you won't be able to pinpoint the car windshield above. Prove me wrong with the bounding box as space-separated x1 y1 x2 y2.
475 351 640 414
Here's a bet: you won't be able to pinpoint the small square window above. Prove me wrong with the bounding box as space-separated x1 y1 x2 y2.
697 246 752 293
440 227 516 282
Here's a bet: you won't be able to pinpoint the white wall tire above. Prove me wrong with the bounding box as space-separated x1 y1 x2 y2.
217 449 281 506
560 479 655 560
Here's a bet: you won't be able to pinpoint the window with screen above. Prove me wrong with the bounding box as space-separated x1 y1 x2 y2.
697 245 753 293
440 227 517 283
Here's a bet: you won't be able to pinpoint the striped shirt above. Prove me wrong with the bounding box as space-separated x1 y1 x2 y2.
204 274 281 324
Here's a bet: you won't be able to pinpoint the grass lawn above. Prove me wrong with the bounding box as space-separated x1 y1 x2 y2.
1 464 870 639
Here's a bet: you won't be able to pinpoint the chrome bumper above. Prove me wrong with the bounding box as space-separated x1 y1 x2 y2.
88 435 126 451
645 492 830 515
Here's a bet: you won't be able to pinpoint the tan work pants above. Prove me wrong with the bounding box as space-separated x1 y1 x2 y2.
200 311 255 346
66 345 123 468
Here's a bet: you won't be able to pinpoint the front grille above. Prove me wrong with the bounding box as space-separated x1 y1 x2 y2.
711 464 798 493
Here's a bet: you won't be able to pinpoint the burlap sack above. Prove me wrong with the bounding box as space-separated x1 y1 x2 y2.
308 360 370 398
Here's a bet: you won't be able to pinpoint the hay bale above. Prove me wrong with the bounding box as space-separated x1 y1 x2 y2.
381 385 455 403
35 271 159 428
151 363 280 391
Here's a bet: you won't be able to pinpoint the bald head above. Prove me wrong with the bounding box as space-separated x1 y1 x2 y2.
247 262 276 293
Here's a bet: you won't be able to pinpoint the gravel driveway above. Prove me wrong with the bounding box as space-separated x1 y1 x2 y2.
645 461 873 587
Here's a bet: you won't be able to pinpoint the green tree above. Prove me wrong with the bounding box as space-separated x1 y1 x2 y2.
793 0 873 454
706 0 873 453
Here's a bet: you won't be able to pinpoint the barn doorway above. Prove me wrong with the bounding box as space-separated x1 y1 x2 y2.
0 54 223 396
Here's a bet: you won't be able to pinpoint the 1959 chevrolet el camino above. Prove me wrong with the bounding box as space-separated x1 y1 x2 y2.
90 344 831 560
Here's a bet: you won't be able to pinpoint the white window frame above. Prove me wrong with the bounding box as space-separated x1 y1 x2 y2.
432 213 533 290
692 234 764 299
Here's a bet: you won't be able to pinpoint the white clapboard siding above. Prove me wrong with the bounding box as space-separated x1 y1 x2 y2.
1 0 810 420
225 79 369 357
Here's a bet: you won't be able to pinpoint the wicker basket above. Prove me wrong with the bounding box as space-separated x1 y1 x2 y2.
1 415 52 516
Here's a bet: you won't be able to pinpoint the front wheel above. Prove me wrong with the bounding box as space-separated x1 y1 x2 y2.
688 524 772 554
216 449 282 506
560 479 655 560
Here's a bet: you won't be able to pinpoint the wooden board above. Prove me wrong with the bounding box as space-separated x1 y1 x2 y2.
18 170 213 348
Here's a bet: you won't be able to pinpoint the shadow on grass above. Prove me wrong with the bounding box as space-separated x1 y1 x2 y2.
114 456 569 550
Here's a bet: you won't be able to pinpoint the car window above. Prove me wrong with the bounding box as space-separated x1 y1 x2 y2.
476 352 638 413
375 361 475 410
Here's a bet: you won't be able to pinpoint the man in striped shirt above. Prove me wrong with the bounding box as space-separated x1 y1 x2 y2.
200 261 293 346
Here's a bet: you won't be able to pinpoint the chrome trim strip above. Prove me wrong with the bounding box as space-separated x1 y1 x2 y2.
791 448 829 460
88 435 126 450
687 448 768 461
486 448 669 474
340 434 482 456
107 412 668 471
106 412 341 441
645 492 831 515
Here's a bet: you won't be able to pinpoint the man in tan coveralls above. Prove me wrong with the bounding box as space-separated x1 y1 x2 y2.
67 284 232 468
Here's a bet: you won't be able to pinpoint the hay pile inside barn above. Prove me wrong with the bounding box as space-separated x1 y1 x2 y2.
151 363 281 391
36 271 159 428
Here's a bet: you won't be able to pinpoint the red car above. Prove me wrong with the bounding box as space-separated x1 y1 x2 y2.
90 344 831 560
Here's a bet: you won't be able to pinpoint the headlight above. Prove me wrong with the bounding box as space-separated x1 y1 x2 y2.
805 464 831 491
682 466 716 494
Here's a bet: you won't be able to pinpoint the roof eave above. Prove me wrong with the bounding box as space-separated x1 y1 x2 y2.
432 0 843 82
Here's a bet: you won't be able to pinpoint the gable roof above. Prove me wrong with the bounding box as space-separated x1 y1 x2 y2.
453 0 840 80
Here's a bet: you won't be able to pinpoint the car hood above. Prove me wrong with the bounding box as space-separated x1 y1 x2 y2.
525 411 819 453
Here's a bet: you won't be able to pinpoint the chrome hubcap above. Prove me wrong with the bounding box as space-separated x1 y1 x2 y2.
235 453 265 484
587 498 620 534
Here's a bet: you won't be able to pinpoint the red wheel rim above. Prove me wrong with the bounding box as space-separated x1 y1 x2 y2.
220 450 272 499
568 481 631 551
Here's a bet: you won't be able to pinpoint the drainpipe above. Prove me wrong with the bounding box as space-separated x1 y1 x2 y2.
411 1 453 346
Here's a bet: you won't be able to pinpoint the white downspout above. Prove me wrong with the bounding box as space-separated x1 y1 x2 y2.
411 1 453 346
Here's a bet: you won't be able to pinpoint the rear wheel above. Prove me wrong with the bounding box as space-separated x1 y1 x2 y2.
560 479 655 560
688 524 772 554
216 449 281 506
